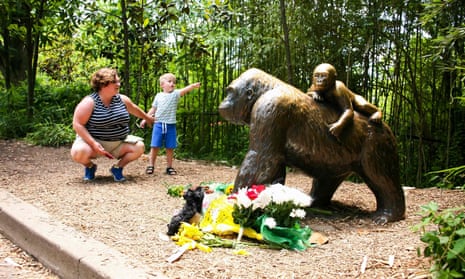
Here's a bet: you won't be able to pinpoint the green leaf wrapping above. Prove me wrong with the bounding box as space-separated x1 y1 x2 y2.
257 215 312 251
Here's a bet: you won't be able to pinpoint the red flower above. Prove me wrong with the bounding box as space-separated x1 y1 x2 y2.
253 184 266 193
246 184 266 200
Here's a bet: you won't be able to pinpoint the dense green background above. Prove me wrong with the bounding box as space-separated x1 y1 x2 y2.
0 0 464 188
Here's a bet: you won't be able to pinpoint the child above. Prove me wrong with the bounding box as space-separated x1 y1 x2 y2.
140 73 200 175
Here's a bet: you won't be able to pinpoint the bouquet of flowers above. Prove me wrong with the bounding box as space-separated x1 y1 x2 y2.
230 183 313 251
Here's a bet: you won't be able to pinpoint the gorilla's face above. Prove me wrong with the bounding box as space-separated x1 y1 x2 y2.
312 63 337 93
219 69 267 125
219 85 254 125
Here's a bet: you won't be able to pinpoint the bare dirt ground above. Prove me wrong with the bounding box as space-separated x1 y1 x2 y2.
0 139 464 278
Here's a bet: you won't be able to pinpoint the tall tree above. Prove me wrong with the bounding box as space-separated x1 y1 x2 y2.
0 0 80 118
0 1 30 88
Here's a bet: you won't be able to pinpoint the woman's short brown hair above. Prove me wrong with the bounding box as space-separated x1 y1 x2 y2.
90 68 118 92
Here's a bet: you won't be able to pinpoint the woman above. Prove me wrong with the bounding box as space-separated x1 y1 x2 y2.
70 68 154 182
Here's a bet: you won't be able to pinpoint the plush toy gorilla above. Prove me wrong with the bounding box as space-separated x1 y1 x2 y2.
167 186 204 235
218 68 405 224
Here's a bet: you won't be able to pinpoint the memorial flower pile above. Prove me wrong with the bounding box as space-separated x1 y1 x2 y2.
168 182 316 260
230 183 314 251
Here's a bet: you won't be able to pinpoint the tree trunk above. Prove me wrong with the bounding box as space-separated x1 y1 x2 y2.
25 0 45 120
0 3 28 88
25 5 34 119
279 0 293 84
1 26 12 89
121 0 131 97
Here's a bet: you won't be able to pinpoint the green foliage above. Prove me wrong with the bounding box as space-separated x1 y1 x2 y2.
33 76 88 123
1 0 465 183
425 166 465 190
413 202 465 278
0 78 86 144
25 122 75 147
0 85 31 138
232 203 264 229
0 109 31 139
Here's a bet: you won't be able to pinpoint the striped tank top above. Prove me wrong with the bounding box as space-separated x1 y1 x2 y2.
86 92 130 141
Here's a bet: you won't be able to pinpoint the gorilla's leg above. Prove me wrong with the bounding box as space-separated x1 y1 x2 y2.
309 175 346 207
358 138 406 224
359 172 405 224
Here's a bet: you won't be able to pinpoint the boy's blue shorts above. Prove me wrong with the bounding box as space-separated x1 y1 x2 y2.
151 123 177 149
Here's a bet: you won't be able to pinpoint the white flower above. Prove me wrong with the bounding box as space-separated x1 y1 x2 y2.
236 188 252 208
268 183 312 207
290 208 306 219
268 183 288 204
264 217 277 229
252 190 272 210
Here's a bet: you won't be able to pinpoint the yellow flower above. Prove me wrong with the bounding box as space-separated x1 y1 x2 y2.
224 184 234 195
195 242 212 253
179 222 203 240
243 227 263 241
174 235 195 247
233 249 250 256
171 223 213 253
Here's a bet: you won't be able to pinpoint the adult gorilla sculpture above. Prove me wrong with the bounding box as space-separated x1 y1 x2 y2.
218 68 405 224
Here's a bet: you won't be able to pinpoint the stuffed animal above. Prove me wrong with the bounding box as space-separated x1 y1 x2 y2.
167 186 204 235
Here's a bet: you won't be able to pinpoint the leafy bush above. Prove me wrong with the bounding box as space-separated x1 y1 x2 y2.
0 110 32 139
425 166 465 190
33 79 88 124
0 79 86 140
0 84 31 138
413 202 465 278
25 122 75 147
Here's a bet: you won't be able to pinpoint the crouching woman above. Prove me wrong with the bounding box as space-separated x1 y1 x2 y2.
70 68 154 182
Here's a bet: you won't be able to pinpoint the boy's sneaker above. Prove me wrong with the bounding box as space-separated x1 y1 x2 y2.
110 166 126 182
83 164 97 181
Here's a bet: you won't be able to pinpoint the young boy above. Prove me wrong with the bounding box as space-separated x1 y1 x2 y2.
140 73 200 175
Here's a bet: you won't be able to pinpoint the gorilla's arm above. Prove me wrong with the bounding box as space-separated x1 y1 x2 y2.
233 98 288 191
327 82 355 138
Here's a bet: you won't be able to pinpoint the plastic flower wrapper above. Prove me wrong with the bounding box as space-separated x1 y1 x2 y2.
199 195 262 241
258 215 312 251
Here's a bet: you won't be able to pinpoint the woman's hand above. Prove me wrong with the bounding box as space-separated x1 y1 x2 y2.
92 141 114 159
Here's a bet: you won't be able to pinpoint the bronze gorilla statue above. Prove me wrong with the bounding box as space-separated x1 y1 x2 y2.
218 68 405 224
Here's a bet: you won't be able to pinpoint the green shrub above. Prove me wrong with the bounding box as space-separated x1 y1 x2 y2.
0 80 86 140
425 166 465 190
25 122 75 147
0 110 32 139
413 202 465 278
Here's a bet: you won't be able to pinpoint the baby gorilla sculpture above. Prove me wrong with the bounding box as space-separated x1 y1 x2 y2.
218 68 405 224
308 63 382 139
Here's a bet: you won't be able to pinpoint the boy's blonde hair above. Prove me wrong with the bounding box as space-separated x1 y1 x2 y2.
159 73 176 85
